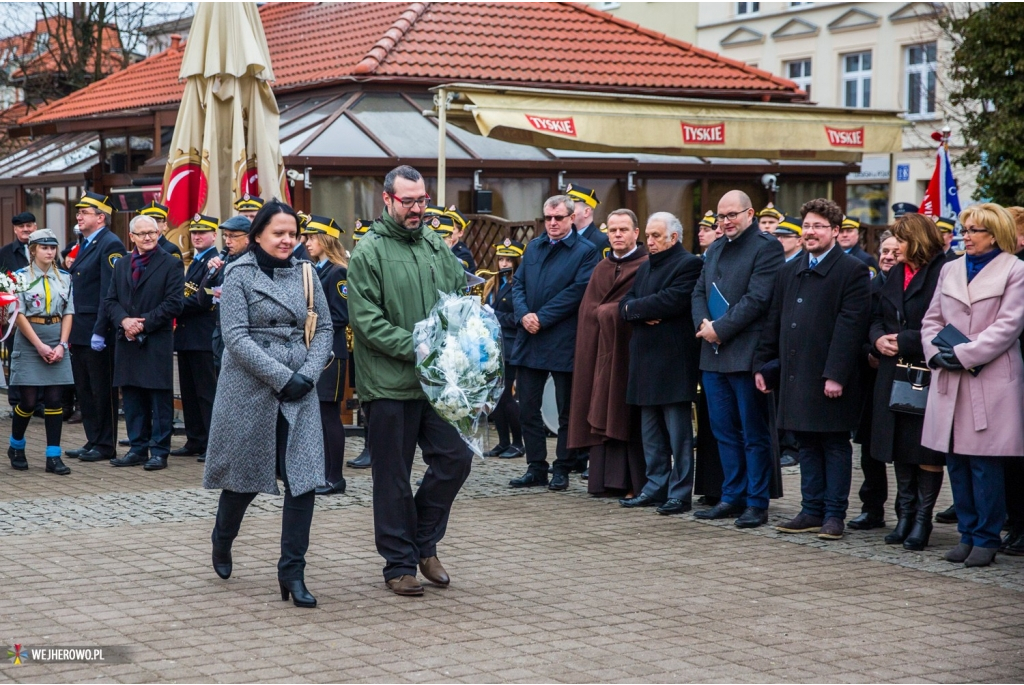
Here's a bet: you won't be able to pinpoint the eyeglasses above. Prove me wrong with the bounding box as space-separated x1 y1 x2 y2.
388 193 430 208
802 224 833 231
715 210 751 222
75 210 97 217
544 214 571 222
131 230 160 239
963 227 989 235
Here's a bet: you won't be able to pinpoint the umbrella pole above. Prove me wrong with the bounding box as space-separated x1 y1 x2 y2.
436 87 447 206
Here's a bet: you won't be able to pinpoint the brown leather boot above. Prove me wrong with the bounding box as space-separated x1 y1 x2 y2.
386 575 424 596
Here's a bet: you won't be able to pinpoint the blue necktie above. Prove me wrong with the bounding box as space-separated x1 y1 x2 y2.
809 257 818 268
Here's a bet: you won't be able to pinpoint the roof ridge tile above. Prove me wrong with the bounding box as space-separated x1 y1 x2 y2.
353 2 430 75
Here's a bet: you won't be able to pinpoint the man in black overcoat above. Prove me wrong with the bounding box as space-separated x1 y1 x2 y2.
754 198 871 541
620 211 703 514
171 213 221 461
105 215 185 471
0 212 35 407
66 193 126 462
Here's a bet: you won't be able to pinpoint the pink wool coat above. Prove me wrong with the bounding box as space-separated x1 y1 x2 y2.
920 252 1024 457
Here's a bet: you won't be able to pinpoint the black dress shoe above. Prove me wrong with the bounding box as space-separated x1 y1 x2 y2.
509 471 548 488
581 468 588 481
143 455 168 471
693 500 745 520
499 445 525 459
780 454 798 468
79 449 111 462
315 479 347 496
548 473 569 491
197 454 206 463
118 438 130 447
66 410 83 424
847 512 886 530
279 579 316 608
8 447 28 471
735 506 768 528
697 495 720 506
484 443 510 457
935 505 958 524
65 446 90 458
347 449 371 469
212 541 232 579
619 492 663 508
110 452 148 467
45 457 71 475
170 445 202 457
657 499 691 515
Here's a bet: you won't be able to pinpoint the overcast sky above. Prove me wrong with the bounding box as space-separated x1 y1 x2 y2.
0 2 194 40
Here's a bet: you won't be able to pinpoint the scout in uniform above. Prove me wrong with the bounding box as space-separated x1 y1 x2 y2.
346 217 373 470
484 238 525 458
7 229 74 475
757 203 784 233
301 215 351 495
138 201 182 259
566 183 610 258
424 206 476 271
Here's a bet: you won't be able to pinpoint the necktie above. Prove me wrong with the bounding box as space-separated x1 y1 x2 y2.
809 257 818 268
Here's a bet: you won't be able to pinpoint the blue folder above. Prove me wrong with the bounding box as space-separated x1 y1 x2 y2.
709 282 730 320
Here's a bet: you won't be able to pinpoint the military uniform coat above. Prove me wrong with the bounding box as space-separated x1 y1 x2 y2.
314 260 349 402
753 246 871 433
487 275 517 360
203 251 333 496
510 230 599 372
845 244 879 277
577 223 610 259
105 248 185 389
451 241 476 272
158 235 183 260
70 228 126 345
174 247 218 352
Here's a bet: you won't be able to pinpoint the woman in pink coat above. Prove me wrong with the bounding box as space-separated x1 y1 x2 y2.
921 203 1024 568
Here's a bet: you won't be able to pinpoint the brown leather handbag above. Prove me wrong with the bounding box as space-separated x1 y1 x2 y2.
301 262 318 348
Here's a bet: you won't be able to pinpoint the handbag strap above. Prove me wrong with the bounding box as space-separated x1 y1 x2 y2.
302 262 314 312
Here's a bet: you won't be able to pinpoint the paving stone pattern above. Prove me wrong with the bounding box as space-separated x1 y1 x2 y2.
1 419 1022 683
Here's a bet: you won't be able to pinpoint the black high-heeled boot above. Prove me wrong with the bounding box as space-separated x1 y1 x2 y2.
211 490 257 579
885 463 917 545
904 469 944 551
279 578 317 608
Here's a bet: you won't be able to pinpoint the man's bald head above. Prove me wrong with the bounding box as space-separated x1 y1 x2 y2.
717 190 755 238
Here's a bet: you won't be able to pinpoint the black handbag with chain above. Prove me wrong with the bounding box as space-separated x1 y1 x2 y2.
889 360 930 415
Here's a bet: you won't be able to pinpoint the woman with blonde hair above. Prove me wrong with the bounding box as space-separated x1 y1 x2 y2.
921 203 1024 567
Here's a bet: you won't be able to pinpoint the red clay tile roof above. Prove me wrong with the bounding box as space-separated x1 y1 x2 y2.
22 2 801 125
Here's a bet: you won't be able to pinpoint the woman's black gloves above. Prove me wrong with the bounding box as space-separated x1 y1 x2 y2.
277 372 315 402
929 344 965 371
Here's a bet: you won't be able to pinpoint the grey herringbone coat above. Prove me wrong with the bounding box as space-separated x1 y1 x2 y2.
203 251 333 496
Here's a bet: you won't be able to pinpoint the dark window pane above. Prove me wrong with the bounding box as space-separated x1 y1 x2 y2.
863 78 871 108
862 52 872 70
908 72 921 114
845 54 858 73
804 60 811 76
925 43 937 62
926 71 936 113
909 45 921 65
845 80 858 107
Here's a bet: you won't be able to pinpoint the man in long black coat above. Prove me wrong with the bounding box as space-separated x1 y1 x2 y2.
0 212 35 407
754 198 871 541
620 212 703 515
105 215 185 471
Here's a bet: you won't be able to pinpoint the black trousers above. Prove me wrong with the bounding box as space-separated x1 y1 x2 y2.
491 363 522 448
122 386 174 457
1004 457 1024 526
320 400 345 484
178 350 216 451
858 440 889 517
70 344 117 456
364 399 473 581
213 411 316 580
517 366 573 476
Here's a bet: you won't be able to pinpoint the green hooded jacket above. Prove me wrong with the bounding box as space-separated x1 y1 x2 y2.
348 210 467 401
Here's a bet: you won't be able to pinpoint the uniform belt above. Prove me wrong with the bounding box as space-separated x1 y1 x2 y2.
27 316 61 325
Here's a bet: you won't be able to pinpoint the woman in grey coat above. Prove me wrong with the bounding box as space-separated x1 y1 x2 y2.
203 201 333 608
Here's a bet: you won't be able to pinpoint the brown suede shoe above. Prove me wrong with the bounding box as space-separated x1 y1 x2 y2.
386 575 424 596
419 556 450 587
776 512 823 533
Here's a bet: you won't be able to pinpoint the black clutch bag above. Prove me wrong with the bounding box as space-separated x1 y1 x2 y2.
932 323 983 377
889 360 930 415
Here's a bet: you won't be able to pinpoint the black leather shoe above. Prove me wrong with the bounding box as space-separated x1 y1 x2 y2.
279 579 317 608
212 539 232 579
935 505 958 524
735 506 768 528
509 471 548 488
110 452 148 467
483 443 510 457
581 468 588 481
315 479 347 496
657 499 691 515
619 492 663 508
697 495 720 506
118 438 130 447
499 445 525 459
847 512 886 530
571 456 589 473
780 454 798 468
65 446 90 458
548 473 569 491
8 446 28 471
143 455 168 471
693 500 745 520
347 448 371 469
197 454 206 463
170 445 202 457
79 449 111 462
46 457 71 475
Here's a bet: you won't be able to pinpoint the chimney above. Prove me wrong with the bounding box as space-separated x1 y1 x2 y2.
169 34 182 50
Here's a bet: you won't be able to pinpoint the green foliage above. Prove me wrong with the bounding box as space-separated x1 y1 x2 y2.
941 3 1024 206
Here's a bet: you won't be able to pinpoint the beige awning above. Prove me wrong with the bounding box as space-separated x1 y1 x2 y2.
433 84 905 163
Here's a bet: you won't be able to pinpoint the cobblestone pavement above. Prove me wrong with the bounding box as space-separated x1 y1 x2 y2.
1 418 1022 683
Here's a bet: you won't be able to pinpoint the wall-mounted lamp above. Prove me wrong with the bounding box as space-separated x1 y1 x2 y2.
627 171 637 191
557 171 566 190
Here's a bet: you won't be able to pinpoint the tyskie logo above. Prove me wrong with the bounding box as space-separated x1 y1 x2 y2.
825 126 865 147
681 122 725 144
525 115 577 137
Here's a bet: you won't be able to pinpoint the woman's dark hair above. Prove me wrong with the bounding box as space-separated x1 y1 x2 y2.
891 213 944 269
248 199 300 249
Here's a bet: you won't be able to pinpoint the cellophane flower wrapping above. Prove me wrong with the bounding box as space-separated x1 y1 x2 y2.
414 292 505 457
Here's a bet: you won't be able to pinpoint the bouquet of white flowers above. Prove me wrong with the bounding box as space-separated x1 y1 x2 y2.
414 292 505 456
0 270 26 342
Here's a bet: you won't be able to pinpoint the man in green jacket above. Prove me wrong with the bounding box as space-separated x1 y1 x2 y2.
348 165 473 597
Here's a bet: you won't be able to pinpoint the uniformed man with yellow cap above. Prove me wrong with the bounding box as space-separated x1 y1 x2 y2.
66 192 126 462
696 211 720 256
838 216 878 277
772 215 804 262
351 218 371 244
484 238 526 459
234 194 264 221
346 218 373 470
138 201 182 259
757 203 784 233
566 183 611 258
934 216 959 260
425 206 476 271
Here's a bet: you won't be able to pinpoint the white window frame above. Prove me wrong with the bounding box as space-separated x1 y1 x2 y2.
785 58 812 99
842 51 872 109
737 2 760 16
905 42 938 119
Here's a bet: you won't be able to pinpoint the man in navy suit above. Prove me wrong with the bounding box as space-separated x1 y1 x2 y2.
65 193 126 462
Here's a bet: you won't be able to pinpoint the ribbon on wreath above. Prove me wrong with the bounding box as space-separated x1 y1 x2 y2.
0 293 20 343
